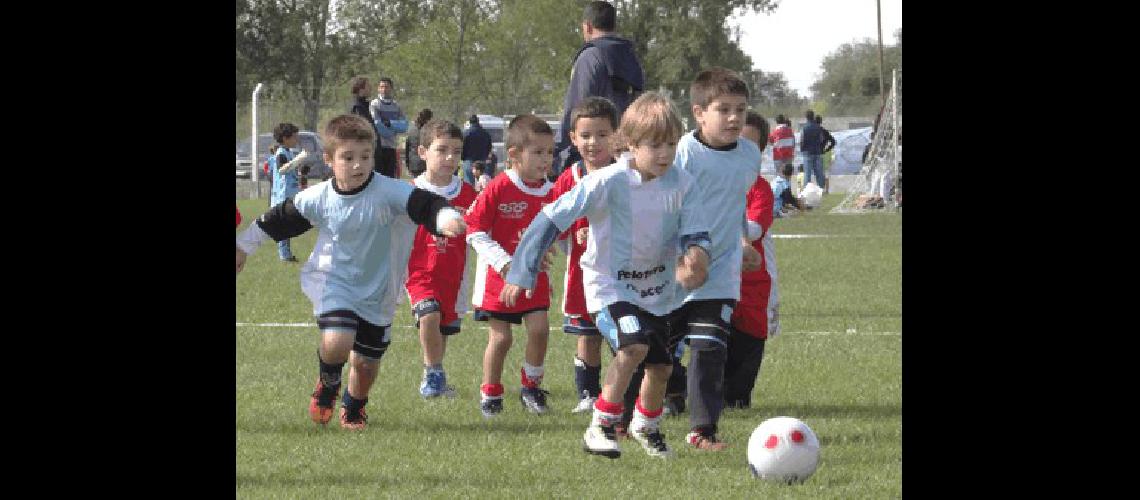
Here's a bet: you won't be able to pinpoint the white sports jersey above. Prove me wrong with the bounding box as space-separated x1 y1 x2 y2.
291 176 418 326
672 130 763 304
535 154 710 316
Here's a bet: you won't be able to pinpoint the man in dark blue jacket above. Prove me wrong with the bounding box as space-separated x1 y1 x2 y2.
553 0 645 180
800 110 826 188
462 115 492 185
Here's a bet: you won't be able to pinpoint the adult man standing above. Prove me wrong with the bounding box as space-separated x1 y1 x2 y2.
768 114 796 172
370 77 408 178
553 0 645 179
461 115 493 185
800 110 825 188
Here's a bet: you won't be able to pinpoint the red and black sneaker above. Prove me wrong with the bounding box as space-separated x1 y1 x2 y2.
339 406 368 431
309 380 339 425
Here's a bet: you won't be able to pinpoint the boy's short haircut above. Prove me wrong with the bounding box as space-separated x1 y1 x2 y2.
776 114 788 126
805 109 815 121
414 108 433 129
584 1 616 31
350 76 369 95
418 119 462 149
273 123 299 144
689 67 750 109
570 96 619 132
506 114 554 151
472 161 485 174
814 115 823 124
617 91 684 148
745 111 769 149
322 114 376 154
378 77 394 86
782 163 795 176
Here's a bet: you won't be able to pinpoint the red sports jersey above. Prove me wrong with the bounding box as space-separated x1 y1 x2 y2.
733 176 775 340
551 162 592 318
465 169 555 313
236 205 241 227
769 124 796 162
406 176 479 326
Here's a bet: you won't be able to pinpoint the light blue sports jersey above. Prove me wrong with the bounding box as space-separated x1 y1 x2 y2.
770 176 791 217
672 130 763 304
270 148 301 206
531 155 711 316
291 176 417 326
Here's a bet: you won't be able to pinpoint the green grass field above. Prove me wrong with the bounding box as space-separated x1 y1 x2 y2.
235 193 901 498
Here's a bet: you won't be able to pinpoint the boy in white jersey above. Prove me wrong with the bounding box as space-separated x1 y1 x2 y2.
405 120 479 399
669 67 766 450
464 115 558 417
504 93 711 459
236 114 466 430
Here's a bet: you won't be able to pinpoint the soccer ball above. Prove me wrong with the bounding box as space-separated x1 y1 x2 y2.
747 416 820 484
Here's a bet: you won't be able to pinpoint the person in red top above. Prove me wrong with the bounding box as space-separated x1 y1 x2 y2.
549 96 620 414
768 114 795 172
726 111 780 408
404 120 479 400
236 205 242 227
465 114 557 417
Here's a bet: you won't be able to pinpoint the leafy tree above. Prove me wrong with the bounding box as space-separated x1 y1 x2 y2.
809 28 901 115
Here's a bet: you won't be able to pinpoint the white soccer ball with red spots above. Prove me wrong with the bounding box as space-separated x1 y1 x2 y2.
747 416 820 484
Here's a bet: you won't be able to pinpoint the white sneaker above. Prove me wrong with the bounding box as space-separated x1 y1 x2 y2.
630 425 673 458
571 392 597 414
582 422 621 458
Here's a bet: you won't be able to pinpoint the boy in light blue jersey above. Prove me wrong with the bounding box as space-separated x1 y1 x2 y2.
236 114 466 431
504 93 711 459
669 67 766 450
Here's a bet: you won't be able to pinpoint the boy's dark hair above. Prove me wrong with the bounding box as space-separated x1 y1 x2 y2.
689 67 750 108
378 77 394 86
273 123 299 144
805 109 815 121
570 96 619 131
584 1 616 31
783 163 795 176
814 115 823 125
322 114 376 155
776 114 789 126
414 109 434 129
745 111 769 149
472 161 485 174
469 114 480 125
350 76 369 95
418 119 463 149
506 114 554 151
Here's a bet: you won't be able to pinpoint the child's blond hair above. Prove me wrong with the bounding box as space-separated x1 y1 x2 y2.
616 91 684 149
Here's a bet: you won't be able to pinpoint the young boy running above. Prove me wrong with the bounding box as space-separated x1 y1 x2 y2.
549 96 619 414
669 67 766 450
405 120 479 399
236 114 466 430
465 115 558 417
504 92 711 459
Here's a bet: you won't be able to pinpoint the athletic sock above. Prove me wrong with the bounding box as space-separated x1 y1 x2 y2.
573 356 601 397
318 351 344 390
592 396 624 427
481 383 504 400
521 363 544 389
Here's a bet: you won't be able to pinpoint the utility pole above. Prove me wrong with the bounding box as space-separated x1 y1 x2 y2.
877 0 885 107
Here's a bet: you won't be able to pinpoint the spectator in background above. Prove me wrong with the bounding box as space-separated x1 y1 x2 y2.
768 114 795 172
461 115 492 185
348 76 374 132
370 77 408 178
815 115 837 192
471 161 490 193
800 110 825 188
405 108 434 178
553 0 645 180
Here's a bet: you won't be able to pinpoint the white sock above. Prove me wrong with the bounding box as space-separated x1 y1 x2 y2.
523 362 544 385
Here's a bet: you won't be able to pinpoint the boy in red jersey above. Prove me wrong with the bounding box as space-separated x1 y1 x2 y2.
405 120 479 399
465 115 558 417
549 96 619 414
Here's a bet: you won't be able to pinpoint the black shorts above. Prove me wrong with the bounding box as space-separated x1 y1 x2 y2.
316 310 391 360
562 315 599 336
412 298 461 336
668 298 737 348
592 302 674 365
472 307 547 325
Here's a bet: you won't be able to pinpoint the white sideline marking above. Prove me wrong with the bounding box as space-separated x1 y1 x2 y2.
771 234 896 239
235 323 900 336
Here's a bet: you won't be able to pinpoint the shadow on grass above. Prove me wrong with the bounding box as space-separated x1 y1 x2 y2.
721 402 901 420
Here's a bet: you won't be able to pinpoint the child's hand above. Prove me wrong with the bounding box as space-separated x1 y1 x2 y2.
439 218 467 238
575 227 589 245
676 246 709 290
741 243 763 272
500 283 533 308
236 247 248 273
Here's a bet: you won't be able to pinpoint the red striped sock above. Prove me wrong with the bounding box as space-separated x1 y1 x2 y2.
481 383 504 398
635 396 663 419
594 395 624 416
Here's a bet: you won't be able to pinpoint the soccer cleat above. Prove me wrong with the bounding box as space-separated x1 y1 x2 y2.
339 407 368 430
480 397 503 418
419 371 457 399
630 426 673 458
519 387 551 414
570 391 597 414
686 431 728 451
582 423 621 458
309 381 339 425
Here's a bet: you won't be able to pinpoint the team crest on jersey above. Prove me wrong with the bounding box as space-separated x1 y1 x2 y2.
433 235 449 252
618 315 640 335
498 201 529 219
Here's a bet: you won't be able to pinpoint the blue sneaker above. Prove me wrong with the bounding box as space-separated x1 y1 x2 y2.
419 370 456 399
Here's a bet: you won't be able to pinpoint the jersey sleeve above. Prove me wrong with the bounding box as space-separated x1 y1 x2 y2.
745 175 775 239
541 173 606 232
465 181 512 272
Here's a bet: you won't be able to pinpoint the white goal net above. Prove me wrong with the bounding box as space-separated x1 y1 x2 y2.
831 69 902 214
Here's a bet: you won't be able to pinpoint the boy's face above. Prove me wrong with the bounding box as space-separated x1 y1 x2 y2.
692 94 748 148
324 140 374 191
509 133 555 183
418 136 463 179
282 134 299 149
377 81 392 99
741 125 764 151
630 138 677 181
569 117 616 171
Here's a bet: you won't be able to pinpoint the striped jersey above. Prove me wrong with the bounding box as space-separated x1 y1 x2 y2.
768 124 795 162
550 162 593 318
